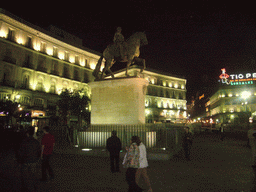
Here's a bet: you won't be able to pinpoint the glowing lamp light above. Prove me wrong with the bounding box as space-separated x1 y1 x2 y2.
46 48 53 56
82 148 92 151
0 30 7 38
90 63 96 70
58 52 64 60
174 84 178 88
34 44 40 51
17 38 24 45
80 61 85 67
69 56 75 63
241 91 251 99
31 83 36 90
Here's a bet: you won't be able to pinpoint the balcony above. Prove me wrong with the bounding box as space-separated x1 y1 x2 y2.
23 62 34 69
50 70 59 76
0 79 16 88
2 56 16 64
37 66 48 73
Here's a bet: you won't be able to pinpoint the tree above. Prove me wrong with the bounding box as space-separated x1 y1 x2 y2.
57 89 90 127
0 99 19 125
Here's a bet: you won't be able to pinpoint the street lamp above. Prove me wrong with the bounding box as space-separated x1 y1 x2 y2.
241 91 251 99
241 91 251 124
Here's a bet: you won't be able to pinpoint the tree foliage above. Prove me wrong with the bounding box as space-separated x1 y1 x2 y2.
0 99 19 125
57 89 90 126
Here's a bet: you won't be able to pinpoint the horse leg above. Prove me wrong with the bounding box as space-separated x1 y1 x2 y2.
101 66 107 79
133 57 146 73
107 68 115 78
125 60 132 76
101 59 114 79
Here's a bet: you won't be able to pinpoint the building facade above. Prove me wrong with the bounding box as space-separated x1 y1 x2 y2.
0 9 187 126
0 9 101 126
206 69 256 124
111 66 187 123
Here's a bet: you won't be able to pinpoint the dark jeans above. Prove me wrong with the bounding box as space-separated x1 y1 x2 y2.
42 154 54 180
110 153 120 173
220 132 225 141
126 168 143 192
184 144 192 160
21 162 39 192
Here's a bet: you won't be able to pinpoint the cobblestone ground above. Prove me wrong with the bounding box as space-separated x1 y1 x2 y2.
1 132 256 192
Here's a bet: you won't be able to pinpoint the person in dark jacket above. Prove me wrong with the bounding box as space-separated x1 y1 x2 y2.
183 127 193 161
106 131 122 173
18 126 41 191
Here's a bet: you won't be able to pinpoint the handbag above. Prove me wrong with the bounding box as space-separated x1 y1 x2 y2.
123 143 140 168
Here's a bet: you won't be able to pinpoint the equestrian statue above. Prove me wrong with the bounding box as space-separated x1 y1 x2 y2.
93 27 148 80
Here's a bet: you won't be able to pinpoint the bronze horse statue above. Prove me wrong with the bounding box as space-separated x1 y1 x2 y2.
93 32 148 80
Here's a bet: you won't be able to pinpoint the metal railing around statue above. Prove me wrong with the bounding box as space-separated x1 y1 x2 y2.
76 124 185 153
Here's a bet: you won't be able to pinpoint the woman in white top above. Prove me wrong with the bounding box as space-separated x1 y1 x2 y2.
136 138 152 192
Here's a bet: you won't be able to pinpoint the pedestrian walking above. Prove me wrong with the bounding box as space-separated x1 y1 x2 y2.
220 123 226 141
106 130 122 173
123 136 143 192
136 137 153 192
41 126 55 181
248 127 256 168
183 127 193 161
17 126 41 191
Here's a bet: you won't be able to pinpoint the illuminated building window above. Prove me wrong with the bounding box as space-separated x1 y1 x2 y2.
40 42 46 53
75 55 79 64
85 59 89 68
7 28 15 41
64 51 69 61
36 79 44 92
22 75 30 89
26 36 32 48
53 47 58 57
50 82 56 94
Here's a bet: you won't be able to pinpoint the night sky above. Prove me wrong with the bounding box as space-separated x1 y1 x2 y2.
3 2 256 102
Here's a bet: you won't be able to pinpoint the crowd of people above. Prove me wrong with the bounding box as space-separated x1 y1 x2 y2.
5 124 247 192
107 131 153 192
1 126 55 191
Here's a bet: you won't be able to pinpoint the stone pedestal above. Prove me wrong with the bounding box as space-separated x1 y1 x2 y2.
89 77 149 124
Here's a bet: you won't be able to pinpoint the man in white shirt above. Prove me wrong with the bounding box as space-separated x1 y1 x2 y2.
136 141 152 192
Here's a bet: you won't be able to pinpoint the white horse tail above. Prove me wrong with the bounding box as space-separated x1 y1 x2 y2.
93 55 104 79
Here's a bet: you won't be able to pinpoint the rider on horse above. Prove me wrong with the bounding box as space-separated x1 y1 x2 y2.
113 27 127 61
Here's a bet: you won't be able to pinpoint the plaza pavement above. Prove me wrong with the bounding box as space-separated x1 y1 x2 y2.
1 132 256 192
